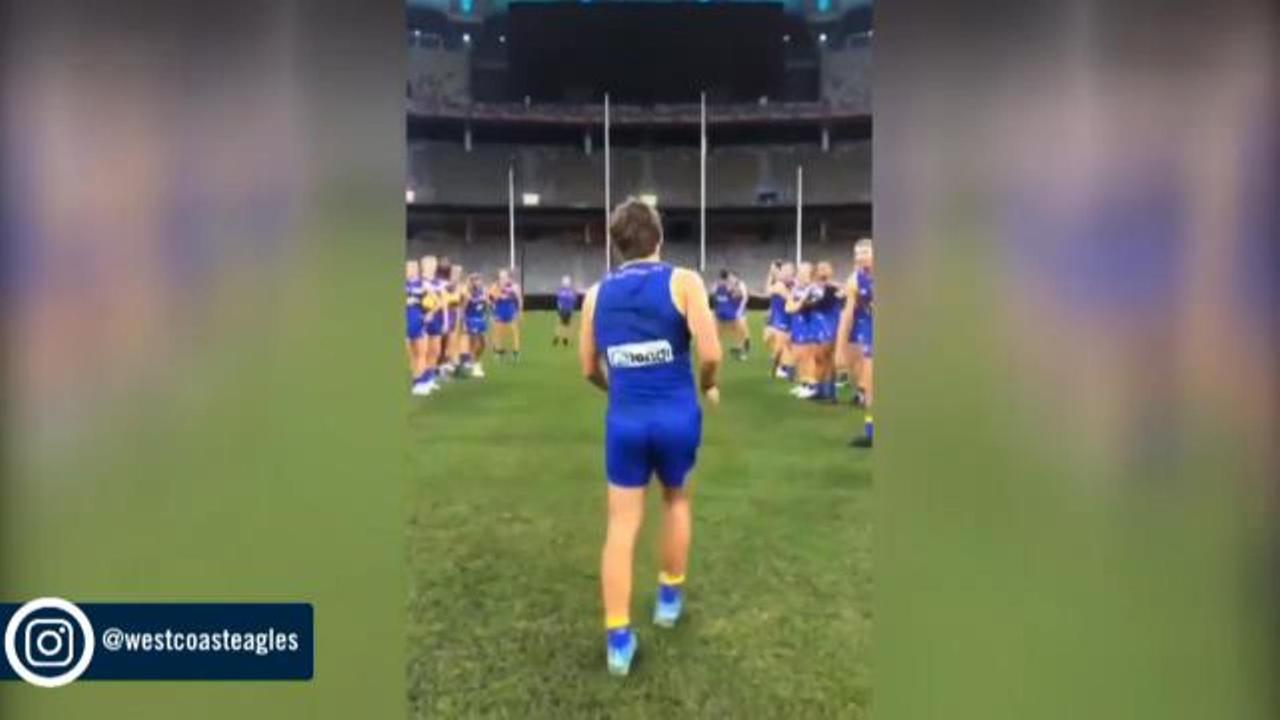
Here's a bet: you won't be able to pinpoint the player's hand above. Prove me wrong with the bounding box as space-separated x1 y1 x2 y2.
703 386 720 406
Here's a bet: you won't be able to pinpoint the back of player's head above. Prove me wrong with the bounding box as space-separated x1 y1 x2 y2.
450 264 463 281
498 268 510 282
816 261 833 281
609 198 663 261
718 269 730 281
797 262 813 281
420 255 438 276
406 259 420 279
561 275 572 286
779 261 795 280
436 257 452 280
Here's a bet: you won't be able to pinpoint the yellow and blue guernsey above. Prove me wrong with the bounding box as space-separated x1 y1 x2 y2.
492 282 519 323
464 284 489 335
593 261 700 489
421 278 445 337
556 286 578 319
768 280 791 331
712 281 738 322
819 281 844 341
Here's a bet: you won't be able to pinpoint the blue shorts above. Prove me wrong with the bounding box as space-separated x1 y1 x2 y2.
465 317 487 335
853 319 874 358
790 317 813 345
605 407 702 489
406 308 425 340
767 314 790 332
493 303 518 323
811 316 834 345
424 312 444 338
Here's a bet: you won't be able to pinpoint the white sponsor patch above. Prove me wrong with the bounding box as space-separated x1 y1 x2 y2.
606 340 675 369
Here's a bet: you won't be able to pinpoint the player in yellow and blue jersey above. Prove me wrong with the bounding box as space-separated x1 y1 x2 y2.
837 238 875 446
405 260 428 393
489 269 523 362
461 272 490 378
553 275 579 347
712 269 750 360
413 255 445 396
765 261 796 380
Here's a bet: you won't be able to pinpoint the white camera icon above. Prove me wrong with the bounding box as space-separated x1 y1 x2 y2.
24 618 75 669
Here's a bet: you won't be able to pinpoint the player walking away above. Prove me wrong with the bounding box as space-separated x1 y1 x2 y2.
406 260 429 394
489 268 523 362
766 261 796 380
579 198 722 677
712 270 749 360
836 238 874 446
553 275 578 347
463 272 490 378
414 255 445 396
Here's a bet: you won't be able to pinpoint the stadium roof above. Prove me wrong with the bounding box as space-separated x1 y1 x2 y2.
407 0 872 22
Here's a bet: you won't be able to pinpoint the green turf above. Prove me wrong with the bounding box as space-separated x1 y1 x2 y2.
407 311 872 718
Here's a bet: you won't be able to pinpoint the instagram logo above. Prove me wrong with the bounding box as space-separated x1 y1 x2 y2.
4 598 95 687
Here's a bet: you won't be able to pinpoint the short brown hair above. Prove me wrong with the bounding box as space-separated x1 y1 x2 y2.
609 198 663 261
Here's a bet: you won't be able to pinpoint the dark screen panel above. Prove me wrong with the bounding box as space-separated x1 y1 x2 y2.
508 2 785 103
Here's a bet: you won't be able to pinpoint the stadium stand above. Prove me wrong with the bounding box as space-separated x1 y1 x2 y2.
820 38 872 110
409 141 871 208
408 42 469 108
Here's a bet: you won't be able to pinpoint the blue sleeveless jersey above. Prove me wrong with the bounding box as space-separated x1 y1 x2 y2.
405 278 425 339
853 270 874 324
493 283 519 322
556 287 577 314
820 282 844 329
464 286 488 320
593 261 701 488
851 270 874 353
767 283 791 330
594 262 697 411
463 286 488 334
712 282 737 321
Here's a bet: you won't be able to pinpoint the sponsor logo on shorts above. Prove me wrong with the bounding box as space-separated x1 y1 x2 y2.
607 340 674 369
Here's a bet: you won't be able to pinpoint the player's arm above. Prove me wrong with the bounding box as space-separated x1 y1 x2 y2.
578 284 607 392
674 269 722 402
514 283 524 315
736 281 749 313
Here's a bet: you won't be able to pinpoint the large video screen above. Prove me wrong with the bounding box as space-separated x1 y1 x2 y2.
508 2 785 103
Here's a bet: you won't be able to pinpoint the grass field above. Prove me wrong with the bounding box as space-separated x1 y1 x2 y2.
407 311 873 719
